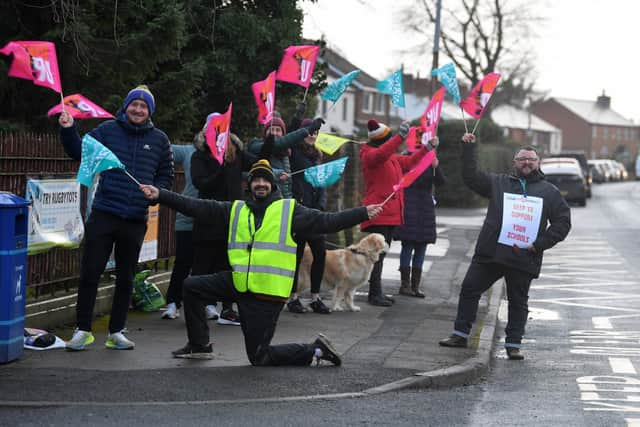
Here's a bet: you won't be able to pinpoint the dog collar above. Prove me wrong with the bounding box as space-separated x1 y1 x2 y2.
348 247 368 256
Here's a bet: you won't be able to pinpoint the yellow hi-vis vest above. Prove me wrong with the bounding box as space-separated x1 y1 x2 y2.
227 199 297 298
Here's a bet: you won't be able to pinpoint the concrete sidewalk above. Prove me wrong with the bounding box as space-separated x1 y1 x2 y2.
0 208 504 405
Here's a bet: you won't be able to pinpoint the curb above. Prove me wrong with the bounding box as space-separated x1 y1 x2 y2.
363 279 504 394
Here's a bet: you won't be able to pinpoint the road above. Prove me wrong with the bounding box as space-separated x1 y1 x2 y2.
3 180 640 426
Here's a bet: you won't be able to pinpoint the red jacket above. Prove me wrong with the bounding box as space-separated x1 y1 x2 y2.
359 134 427 230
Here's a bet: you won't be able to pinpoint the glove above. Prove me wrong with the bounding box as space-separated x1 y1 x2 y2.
258 134 275 160
294 102 307 119
398 122 410 139
306 117 325 134
426 136 439 151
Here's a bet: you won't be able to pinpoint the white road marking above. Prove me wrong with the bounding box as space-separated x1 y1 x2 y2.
610 358 637 375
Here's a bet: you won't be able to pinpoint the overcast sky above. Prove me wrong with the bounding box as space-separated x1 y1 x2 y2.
301 0 640 123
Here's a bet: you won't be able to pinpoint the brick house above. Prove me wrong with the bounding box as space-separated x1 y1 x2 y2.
490 105 562 155
532 93 640 163
314 47 391 137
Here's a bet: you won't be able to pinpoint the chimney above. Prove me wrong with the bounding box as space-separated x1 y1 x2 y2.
596 90 610 109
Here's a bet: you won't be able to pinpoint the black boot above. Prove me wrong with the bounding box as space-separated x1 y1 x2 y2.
410 267 425 298
398 266 412 295
368 280 392 307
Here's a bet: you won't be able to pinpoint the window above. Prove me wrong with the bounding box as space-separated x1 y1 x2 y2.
342 98 348 121
362 93 371 113
375 94 385 114
592 126 597 138
603 128 608 139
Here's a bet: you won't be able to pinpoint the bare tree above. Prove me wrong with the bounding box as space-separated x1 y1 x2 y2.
400 0 543 107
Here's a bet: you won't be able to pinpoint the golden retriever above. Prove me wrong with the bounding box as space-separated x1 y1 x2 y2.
296 233 388 312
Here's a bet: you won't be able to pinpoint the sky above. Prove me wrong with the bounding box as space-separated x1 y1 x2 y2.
301 0 640 123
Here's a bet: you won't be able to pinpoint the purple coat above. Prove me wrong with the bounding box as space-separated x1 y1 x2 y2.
393 165 446 243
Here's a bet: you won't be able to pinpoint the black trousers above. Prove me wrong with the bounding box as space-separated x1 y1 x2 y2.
183 271 316 366
191 240 233 311
453 259 533 346
291 236 326 294
364 225 395 292
166 230 194 307
77 210 146 333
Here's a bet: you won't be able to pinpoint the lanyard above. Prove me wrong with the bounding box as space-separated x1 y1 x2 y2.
518 178 527 198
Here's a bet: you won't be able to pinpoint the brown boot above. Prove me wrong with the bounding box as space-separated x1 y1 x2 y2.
410 267 425 298
398 266 413 296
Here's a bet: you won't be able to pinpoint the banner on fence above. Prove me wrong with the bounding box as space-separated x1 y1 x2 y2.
25 178 84 254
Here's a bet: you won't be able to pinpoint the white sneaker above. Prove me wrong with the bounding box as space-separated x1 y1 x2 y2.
162 302 179 319
105 331 135 350
65 329 94 351
206 305 219 320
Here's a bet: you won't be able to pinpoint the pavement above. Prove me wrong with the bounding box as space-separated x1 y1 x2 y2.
0 208 505 406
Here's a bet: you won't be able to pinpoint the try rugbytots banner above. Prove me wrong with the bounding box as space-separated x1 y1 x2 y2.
25 178 84 254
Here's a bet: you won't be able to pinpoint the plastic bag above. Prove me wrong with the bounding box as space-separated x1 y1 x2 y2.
131 270 165 312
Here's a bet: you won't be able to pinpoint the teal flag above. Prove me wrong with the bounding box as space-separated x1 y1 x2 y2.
377 70 405 107
77 134 125 187
431 63 461 104
321 70 361 103
303 157 348 188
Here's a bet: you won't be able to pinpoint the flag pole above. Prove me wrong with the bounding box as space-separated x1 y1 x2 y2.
60 92 66 113
302 85 310 103
123 169 141 186
460 107 469 133
471 118 481 135
380 191 396 207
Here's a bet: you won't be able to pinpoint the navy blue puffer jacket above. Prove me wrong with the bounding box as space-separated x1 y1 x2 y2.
60 115 174 222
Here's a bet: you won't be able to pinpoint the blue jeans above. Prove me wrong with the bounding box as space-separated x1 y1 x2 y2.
399 241 427 268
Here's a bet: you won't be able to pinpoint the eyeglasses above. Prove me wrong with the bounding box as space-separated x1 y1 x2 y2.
514 157 538 162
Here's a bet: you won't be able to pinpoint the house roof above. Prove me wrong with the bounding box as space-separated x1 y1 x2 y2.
552 97 634 127
318 47 378 90
491 105 560 133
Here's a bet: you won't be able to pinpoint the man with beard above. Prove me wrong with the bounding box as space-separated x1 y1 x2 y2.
139 150 383 366
439 133 571 360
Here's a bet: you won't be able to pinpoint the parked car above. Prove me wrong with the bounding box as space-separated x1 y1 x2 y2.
613 161 628 181
541 158 587 206
587 160 609 183
548 152 591 197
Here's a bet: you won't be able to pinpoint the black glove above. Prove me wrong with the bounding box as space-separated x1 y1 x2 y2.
258 134 275 160
306 117 325 134
398 122 410 139
294 102 307 119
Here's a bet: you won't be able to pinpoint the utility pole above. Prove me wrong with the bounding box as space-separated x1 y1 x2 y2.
430 0 442 96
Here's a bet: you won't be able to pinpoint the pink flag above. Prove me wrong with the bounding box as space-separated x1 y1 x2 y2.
460 73 501 119
251 71 276 124
276 45 320 88
405 126 419 153
393 150 437 192
205 103 233 165
0 41 62 93
47 94 114 119
420 86 445 144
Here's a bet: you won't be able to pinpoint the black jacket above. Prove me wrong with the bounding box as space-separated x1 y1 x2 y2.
157 190 369 245
462 143 571 277
190 138 256 241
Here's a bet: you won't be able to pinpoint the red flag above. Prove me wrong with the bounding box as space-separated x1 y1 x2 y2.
276 45 320 88
393 150 437 192
420 86 445 143
0 41 62 93
460 73 501 119
405 126 419 153
47 94 114 119
204 103 233 165
251 71 276 124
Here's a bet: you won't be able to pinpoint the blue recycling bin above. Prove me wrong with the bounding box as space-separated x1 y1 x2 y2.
0 192 30 363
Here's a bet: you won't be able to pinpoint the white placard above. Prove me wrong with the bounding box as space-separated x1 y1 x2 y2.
497 193 543 248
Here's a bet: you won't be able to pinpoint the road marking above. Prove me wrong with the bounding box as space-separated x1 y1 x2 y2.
626 418 640 426
610 358 637 374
